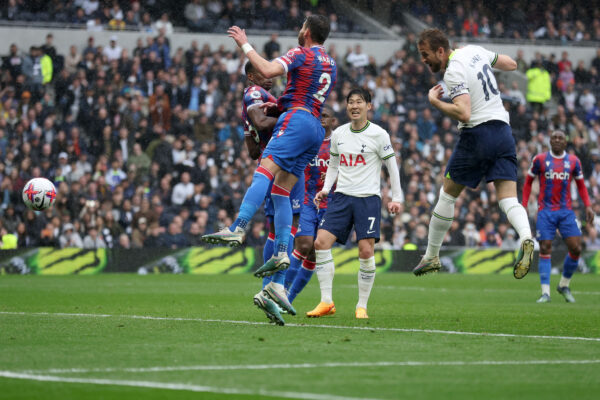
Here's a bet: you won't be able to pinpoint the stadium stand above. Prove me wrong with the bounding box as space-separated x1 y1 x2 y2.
0 3 599 252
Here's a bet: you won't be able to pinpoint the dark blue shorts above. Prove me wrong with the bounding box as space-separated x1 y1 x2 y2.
319 193 381 244
536 208 582 241
264 172 304 217
262 109 325 177
445 120 517 188
297 203 327 238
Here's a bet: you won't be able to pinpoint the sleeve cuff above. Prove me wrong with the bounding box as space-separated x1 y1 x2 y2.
275 58 288 73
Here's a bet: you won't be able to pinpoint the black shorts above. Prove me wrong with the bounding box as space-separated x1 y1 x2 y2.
445 120 517 188
319 193 381 244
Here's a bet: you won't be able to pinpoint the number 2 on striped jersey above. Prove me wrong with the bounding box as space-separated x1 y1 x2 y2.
313 72 331 103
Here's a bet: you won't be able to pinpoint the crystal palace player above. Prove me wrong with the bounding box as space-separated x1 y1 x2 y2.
522 130 594 303
308 88 403 319
240 62 304 325
203 15 336 315
414 28 534 279
284 106 337 305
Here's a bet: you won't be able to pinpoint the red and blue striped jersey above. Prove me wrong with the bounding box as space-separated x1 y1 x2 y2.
304 137 333 209
241 85 278 152
275 46 337 118
528 152 584 211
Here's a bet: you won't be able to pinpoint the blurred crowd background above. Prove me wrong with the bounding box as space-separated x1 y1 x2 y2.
0 0 599 251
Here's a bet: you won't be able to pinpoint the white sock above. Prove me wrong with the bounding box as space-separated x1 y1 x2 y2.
498 197 532 240
270 282 285 292
559 276 571 288
541 284 550 296
315 249 334 303
425 189 457 258
357 257 376 309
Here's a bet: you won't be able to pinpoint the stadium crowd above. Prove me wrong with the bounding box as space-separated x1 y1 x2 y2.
0 26 599 251
1 0 364 35
398 0 600 42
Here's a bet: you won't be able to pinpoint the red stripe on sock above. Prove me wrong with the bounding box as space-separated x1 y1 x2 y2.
256 166 274 181
540 254 551 259
568 252 580 260
292 249 305 260
302 259 316 270
290 226 298 236
267 232 275 240
271 184 290 197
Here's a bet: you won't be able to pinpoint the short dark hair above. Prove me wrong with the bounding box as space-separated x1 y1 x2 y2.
305 15 330 44
346 87 371 103
244 61 255 76
418 28 449 52
321 104 334 115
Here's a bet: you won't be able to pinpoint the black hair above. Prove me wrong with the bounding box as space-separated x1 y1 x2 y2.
321 104 334 115
305 15 330 44
346 87 372 103
244 61 255 76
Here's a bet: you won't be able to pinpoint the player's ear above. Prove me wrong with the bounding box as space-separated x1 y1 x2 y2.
366 102 372 111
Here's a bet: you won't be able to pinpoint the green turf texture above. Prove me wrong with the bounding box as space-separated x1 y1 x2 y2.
1 273 599 400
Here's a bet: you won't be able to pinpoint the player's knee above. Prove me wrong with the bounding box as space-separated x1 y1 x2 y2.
568 244 582 258
296 238 313 256
539 242 552 255
358 241 374 259
314 236 328 251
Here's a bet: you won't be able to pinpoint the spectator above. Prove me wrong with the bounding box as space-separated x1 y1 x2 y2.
59 223 83 248
83 226 106 248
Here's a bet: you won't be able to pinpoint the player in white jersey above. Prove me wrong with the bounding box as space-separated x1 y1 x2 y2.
413 28 534 278
307 87 403 319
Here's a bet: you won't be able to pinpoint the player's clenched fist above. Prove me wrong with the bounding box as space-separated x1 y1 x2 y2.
427 84 444 104
387 201 401 214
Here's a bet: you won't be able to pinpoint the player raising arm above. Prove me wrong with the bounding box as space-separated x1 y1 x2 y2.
522 130 594 303
414 28 534 279
307 88 403 319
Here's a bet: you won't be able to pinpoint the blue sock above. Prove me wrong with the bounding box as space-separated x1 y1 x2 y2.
271 184 292 258
262 232 275 288
539 255 551 286
285 249 305 290
231 166 273 232
271 269 286 286
288 259 316 303
563 253 579 279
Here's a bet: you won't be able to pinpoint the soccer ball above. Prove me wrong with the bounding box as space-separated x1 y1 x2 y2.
22 177 57 211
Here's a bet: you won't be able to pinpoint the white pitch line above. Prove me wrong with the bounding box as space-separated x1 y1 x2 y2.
0 371 382 400
338 284 600 295
2 311 600 342
21 359 600 375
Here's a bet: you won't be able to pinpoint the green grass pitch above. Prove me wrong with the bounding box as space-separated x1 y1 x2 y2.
1 273 599 400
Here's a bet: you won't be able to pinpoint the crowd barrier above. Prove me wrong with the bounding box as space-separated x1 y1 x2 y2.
0 247 598 275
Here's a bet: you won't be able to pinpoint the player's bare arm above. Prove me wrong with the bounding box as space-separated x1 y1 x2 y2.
492 54 517 71
248 107 278 132
228 26 285 78
428 84 471 123
585 206 595 224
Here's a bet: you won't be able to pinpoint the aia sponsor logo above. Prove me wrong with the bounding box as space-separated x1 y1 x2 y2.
340 153 366 166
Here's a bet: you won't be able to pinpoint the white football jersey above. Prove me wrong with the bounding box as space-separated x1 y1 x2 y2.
329 121 395 198
444 45 510 130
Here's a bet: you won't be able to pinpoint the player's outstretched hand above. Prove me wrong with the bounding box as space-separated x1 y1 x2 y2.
387 201 401 214
585 206 595 225
428 84 444 104
227 26 248 48
314 190 329 207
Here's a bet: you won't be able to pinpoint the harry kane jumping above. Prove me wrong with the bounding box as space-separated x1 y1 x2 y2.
308 87 403 319
414 28 534 278
522 130 594 303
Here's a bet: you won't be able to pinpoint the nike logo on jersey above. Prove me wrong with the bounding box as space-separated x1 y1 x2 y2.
366 230 376 234
337 142 344 145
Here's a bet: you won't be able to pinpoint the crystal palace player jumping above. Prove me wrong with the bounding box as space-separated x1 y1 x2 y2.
239 61 304 325
203 15 336 316
522 130 594 303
